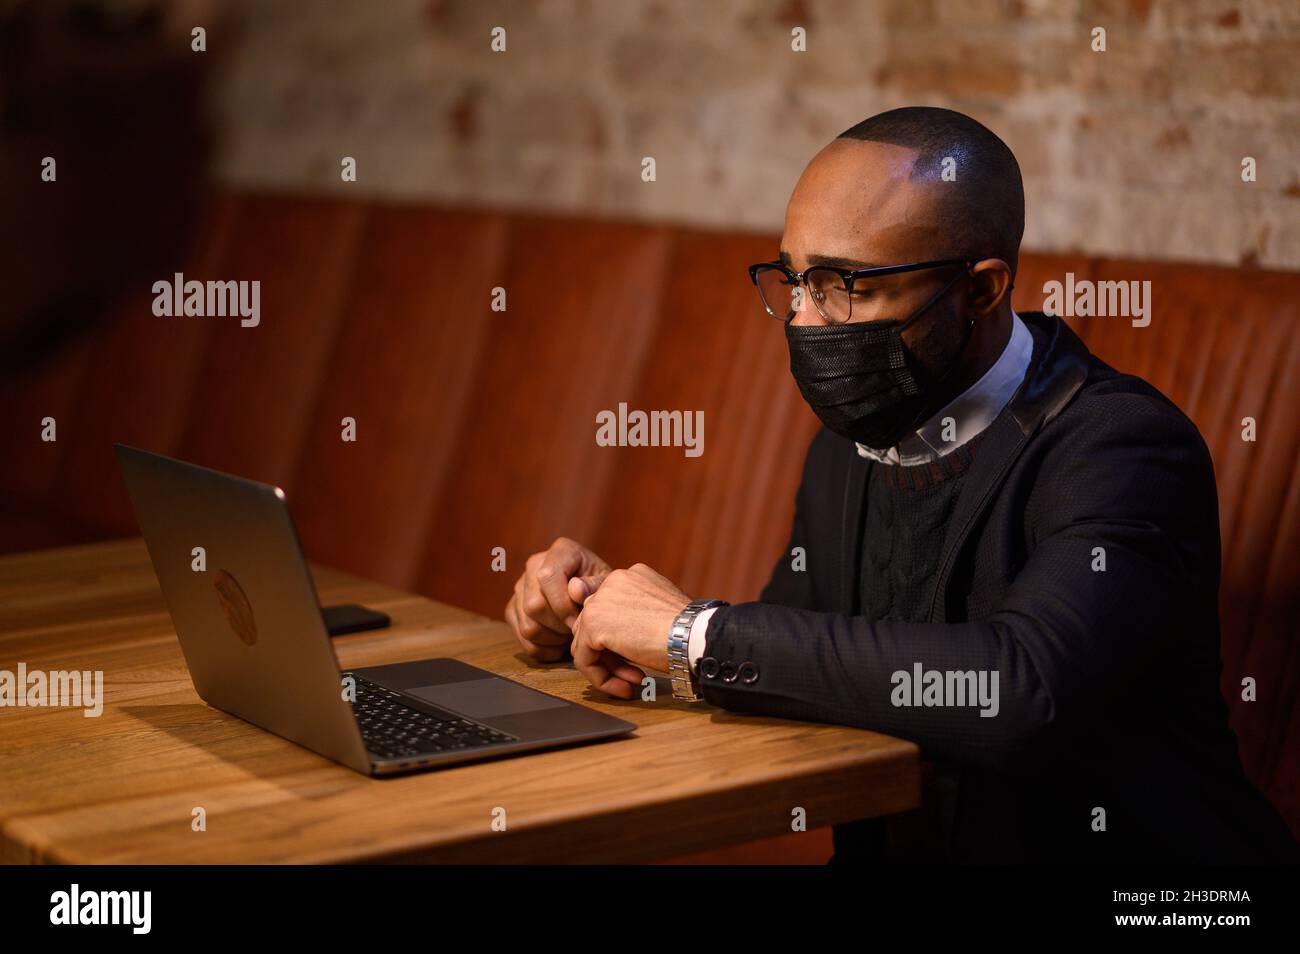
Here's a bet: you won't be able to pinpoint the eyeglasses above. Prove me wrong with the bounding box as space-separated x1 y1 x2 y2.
748 257 974 324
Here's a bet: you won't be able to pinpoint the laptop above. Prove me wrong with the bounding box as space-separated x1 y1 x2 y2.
115 444 635 776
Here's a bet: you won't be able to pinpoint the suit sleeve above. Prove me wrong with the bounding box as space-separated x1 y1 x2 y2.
699 395 1220 771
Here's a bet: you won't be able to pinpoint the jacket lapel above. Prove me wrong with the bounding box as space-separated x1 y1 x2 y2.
926 314 1091 622
839 449 870 616
926 414 1030 622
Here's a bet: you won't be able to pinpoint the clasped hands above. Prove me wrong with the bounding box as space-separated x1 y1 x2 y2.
503 537 691 699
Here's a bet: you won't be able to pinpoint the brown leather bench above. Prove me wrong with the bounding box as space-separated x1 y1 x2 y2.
3 192 1295 860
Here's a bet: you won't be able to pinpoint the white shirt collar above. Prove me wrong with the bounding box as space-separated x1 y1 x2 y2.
856 310 1033 466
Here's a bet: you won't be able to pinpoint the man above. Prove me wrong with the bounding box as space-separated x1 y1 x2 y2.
503 107 1297 863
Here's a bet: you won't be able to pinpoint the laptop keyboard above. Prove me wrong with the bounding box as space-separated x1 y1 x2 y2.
345 674 518 761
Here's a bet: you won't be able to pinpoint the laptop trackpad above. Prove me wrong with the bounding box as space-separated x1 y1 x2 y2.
406 678 569 719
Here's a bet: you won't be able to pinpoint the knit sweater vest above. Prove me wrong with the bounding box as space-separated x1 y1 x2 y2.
840 432 988 862
859 435 984 622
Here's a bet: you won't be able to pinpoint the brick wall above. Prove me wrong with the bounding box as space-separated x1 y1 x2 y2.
212 0 1300 268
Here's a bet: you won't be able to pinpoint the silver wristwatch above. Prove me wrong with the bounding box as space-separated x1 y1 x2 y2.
668 598 728 702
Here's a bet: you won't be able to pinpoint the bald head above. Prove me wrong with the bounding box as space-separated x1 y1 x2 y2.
835 107 1025 278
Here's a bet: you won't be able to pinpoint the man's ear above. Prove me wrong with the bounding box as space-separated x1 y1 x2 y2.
968 259 1013 316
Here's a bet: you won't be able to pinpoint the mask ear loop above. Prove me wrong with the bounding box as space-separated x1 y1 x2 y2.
888 264 978 444
897 262 974 332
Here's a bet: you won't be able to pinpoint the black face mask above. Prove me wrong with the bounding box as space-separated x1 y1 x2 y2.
784 270 974 451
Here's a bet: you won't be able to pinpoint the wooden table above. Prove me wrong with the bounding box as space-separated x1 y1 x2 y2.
0 539 920 864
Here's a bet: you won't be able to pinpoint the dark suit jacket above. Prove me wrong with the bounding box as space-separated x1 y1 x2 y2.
699 312 1298 864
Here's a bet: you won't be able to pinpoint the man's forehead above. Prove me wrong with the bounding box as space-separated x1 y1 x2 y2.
795 139 922 202
783 139 939 266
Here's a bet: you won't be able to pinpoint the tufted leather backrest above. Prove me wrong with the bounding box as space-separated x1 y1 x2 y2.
1013 256 1300 819
1 194 1295 834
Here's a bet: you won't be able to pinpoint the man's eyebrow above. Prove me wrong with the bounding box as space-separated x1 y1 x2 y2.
779 250 883 270
807 252 880 269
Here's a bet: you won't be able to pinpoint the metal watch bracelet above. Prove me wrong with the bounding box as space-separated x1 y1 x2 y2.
668 598 728 702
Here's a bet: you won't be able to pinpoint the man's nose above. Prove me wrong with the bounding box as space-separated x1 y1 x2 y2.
787 288 828 327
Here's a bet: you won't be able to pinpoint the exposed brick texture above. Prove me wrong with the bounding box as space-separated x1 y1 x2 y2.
212 0 1300 269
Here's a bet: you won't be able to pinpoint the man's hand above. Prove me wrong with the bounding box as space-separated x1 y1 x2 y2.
504 537 611 662
568 563 692 699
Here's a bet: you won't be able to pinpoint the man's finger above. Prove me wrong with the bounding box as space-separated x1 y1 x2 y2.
604 650 646 687
504 600 566 660
511 576 539 638
509 574 566 649
568 572 609 606
536 548 583 632
572 628 636 699
521 569 567 634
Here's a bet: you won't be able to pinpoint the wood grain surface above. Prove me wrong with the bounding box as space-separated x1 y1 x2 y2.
0 538 920 864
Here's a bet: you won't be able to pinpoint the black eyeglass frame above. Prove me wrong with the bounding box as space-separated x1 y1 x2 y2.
747 256 976 323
